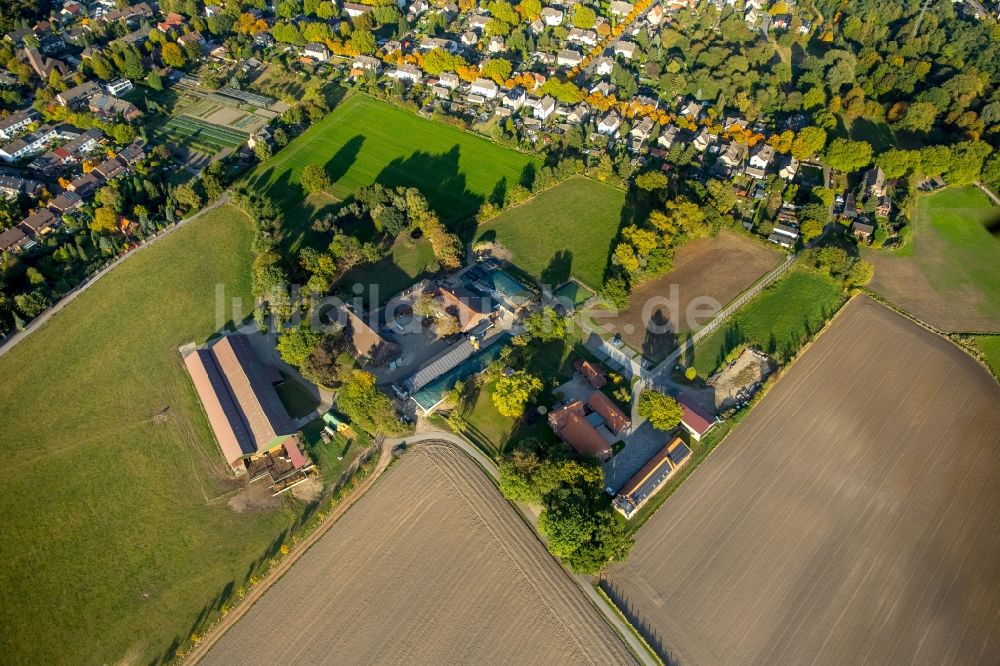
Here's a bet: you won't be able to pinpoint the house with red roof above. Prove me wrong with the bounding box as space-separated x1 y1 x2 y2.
678 394 718 441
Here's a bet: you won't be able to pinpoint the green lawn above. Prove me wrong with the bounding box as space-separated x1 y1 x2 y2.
970 334 1000 378
691 267 845 376
338 235 436 305
275 374 321 419
250 94 539 248
475 176 626 290
0 207 304 665
867 185 1000 331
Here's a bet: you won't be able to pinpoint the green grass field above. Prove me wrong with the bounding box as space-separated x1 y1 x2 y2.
339 235 436 305
970 334 1000 378
250 94 539 248
868 185 1000 331
475 176 626 289
0 207 305 664
691 267 845 376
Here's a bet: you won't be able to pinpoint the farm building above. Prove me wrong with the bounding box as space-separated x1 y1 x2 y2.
574 358 606 389
183 334 310 484
613 436 691 518
548 390 630 461
340 305 400 367
678 395 718 441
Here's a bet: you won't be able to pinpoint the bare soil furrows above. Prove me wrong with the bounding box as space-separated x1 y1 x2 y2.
606 296 1000 665
202 443 637 665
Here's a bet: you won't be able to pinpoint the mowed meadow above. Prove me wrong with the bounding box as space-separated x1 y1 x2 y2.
0 207 300 665
249 94 540 247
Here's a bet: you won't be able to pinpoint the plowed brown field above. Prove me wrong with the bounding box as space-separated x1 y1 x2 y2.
605 296 1000 665
202 443 638 665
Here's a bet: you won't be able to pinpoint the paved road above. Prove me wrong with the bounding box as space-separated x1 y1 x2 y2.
0 193 232 360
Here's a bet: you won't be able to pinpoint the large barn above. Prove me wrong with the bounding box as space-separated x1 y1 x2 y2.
183 334 308 480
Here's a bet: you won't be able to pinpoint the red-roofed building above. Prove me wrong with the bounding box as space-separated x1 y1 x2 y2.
586 390 630 435
679 395 718 441
574 358 607 389
548 400 613 461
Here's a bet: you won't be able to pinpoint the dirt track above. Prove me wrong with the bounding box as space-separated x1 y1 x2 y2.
201 444 637 665
607 296 1000 665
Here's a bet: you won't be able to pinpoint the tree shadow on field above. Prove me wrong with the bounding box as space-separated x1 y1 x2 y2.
490 176 507 207
519 162 537 189
323 134 365 185
541 250 573 288
373 145 484 240
643 308 679 362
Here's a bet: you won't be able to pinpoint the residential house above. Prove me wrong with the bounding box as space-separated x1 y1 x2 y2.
341 306 400 366
303 42 330 62
590 81 615 97
470 77 498 99
851 218 875 240
88 94 141 121
157 12 186 33
20 208 59 236
842 192 858 219
657 125 680 149
117 142 145 164
779 155 799 181
745 143 773 178
48 190 82 214
23 46 68 80
68 172 102 197
247 127 273 151
0 125 58 162
468 14 490 30
0 109 39 140
863 166 887 198
487 35 506 52
557 48 583 67
352 55 383 74
567 28 598 46
343 2 374 16
0 173 43 198
610 0 634 17
692 128 716 152
772 13 791 29
178 31 208 54
598 111 621 135
0 226 31 254
614 40 637 60
437 285 492 332
533 95 555 121
93 156 126 180
567 102 590 124
502 86 526 110
593 56 614 76
438 72 460 89
548 400 613 460
466 93 486 106
646 5 665 25
681 99 703 119
630 117 655 143
541 7 564 25
56 81 100 107
419 36 455 51
717 142 744 169
461 30 478 46
587 390 630 436
105 78 133 96
799 19 812 34
388 64 423 83
253 32 275 48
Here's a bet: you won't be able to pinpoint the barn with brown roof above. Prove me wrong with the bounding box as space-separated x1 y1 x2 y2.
183 334 299 471
437 285 492 332
341 306 400 366
586 390 630 435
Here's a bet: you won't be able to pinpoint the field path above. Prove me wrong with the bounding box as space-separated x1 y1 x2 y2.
0 193 231 359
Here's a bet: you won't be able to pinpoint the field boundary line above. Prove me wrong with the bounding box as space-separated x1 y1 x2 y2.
0 194 231 360
861 288 1000 383
185 442 392 664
